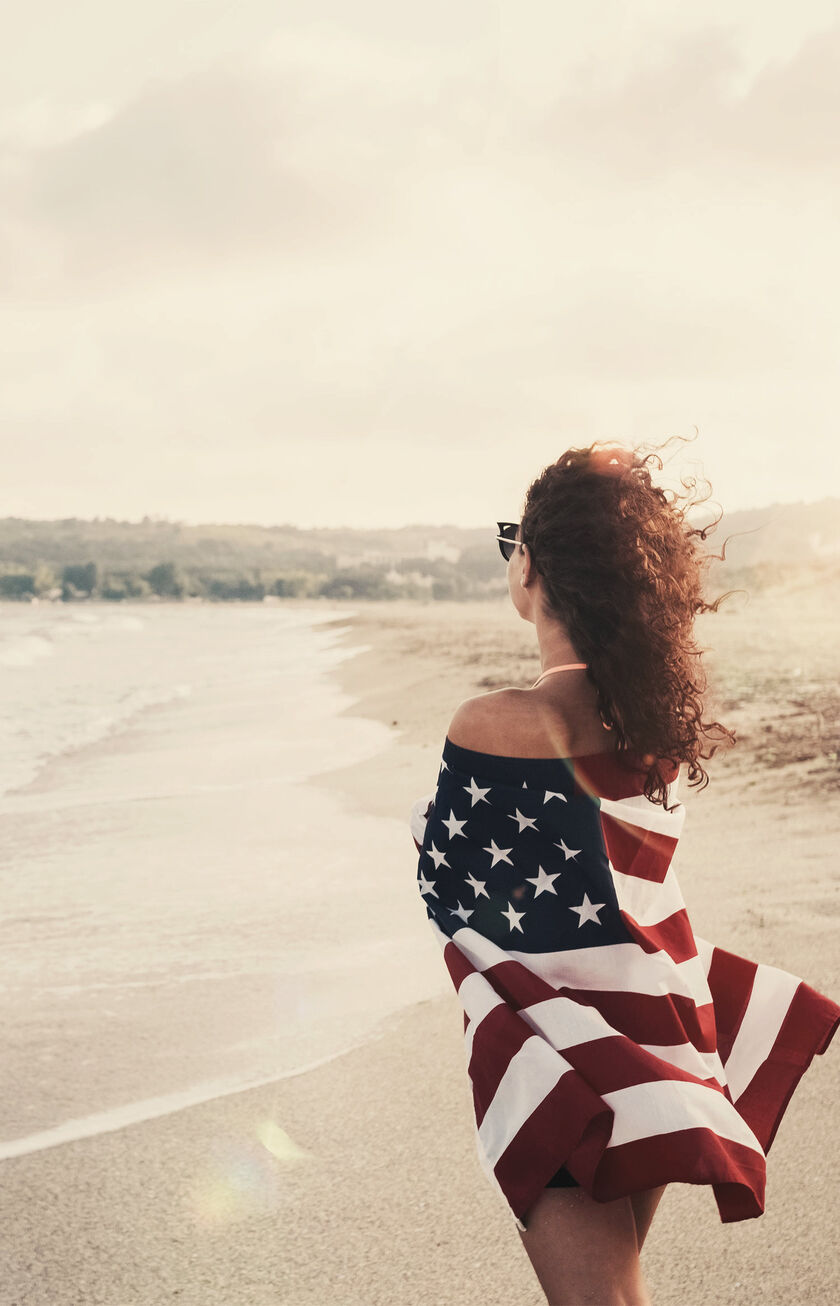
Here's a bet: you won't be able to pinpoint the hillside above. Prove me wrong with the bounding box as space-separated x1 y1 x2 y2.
0 498 836 602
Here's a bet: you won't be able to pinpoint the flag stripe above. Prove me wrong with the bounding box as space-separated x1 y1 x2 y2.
725 963 801 1102
619 907 698 964
702 940 757 1066
447 939 720 1053
476 1035 572 1164
591 1130 767 1223
598 811 678 882
602 1078 762 1152
610 865 687 925
493 1071 615 1220
460 933 713 1004
731 977 840 1151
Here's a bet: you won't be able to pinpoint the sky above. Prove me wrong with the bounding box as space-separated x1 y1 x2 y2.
1 1 839 528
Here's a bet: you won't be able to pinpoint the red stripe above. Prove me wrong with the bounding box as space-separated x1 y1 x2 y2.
479 959 559 1008
733 978 840 1151
443 939 479 991
468 1003 534 1128
561 987 718 1055
504 1119 765 1227
578 1129 766 1224
562 1034 727 1095
620 907 698 964
478 959 718 1053
705 944 757 1066
599 811 678 883
493 1070 615 1220
468 1018 727 1130
571 753 678 801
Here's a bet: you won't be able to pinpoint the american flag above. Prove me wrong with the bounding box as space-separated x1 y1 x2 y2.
410 737 840 1231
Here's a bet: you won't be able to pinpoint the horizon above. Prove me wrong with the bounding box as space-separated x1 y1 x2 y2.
0 489 837 534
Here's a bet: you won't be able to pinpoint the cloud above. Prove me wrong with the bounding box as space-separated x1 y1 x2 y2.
0 29 501 289
2 64 342 286
537 21 840 182
3 19 837 295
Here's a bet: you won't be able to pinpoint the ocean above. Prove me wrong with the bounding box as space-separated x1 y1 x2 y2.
0 600 447 1158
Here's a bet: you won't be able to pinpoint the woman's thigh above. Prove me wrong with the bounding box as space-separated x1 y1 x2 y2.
630 1184 667 1252
516 1185 663 1305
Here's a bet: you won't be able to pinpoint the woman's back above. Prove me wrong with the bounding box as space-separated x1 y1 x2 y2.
447 681 620 763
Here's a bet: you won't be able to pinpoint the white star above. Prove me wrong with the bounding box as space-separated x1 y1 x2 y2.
463 777 491 806
465 873 489 899
544 791 568 804
483 839 514 867
501 901 526 933
439 760 450 771
525 865 562 896
449 900 474 923
441 810 468 839
569 893 606 927
418 872 438 897
427 843 449 869
554 838 581 860
508 808 538 833
522 780 528 789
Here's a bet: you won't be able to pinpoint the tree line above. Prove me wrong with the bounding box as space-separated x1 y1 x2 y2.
0 557 504 602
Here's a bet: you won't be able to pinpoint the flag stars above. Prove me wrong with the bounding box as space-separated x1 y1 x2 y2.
525 866 562 897
464 777 491 806
427 843 449 870
507 808 539 833
418 872 437 898
569 893 606 927
465 873 489 899
441 810 468 839
483 839 514 868
555 838 581 861
501 901 526 933
544 791 568 804
449 901 474 924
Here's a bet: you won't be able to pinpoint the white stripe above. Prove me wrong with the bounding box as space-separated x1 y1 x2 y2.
725 962 801 1101
477 1035 572 1166
610 865 687 926
598 793 686 838
519 993 617 1048
694 935 715 975
428 916 451 952
513 942 713 1007
637 1041 728 1086
465 988 726 1087
433 920 713 1022
604 1079 763 1154
459 971 505 1064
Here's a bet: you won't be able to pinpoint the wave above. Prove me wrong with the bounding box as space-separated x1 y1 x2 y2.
0 1022 395 1162
1 681 193 799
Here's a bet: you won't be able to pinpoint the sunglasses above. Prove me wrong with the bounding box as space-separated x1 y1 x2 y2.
496 521 520 562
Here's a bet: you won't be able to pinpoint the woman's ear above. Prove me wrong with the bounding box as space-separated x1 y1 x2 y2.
519 542 533 587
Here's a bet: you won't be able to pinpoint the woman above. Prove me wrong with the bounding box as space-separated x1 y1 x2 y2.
409 439 839 1306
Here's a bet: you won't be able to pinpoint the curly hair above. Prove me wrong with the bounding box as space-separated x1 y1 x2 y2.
519 432 739 811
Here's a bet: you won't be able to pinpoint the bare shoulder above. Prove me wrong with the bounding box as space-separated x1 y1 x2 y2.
447 688 534 753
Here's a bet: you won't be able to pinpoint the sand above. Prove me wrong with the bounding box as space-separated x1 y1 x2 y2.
2 591 839 1306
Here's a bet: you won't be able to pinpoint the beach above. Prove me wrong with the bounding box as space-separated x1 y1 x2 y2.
2 588 839 1306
